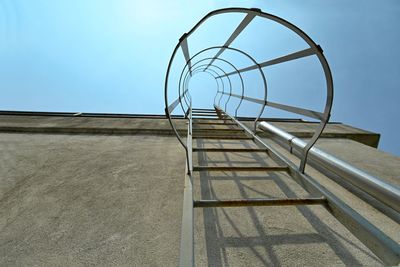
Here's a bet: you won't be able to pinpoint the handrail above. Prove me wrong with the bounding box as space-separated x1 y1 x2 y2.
258 121 400 214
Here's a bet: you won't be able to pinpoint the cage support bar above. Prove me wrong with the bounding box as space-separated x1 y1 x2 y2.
218 47 316 78
205 13 256 70
180 34 192 76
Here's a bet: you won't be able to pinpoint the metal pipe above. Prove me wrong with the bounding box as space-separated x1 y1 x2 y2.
258 121 400 214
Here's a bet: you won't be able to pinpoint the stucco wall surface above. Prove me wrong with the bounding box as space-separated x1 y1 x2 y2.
0 115 397 266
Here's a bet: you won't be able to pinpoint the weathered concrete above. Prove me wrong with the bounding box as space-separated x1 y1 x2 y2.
312 138 400 186
190 138 396 266
0 113 397 266
0 133 184 266
253 121 380 148
0 115 380 147
262 136 400 238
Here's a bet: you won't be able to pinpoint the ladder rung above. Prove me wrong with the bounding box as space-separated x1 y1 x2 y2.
193 166 288 172
193 118 231 121
192 114 219 117
192 110 217 114
192 108 215 111
193 148 267 152
194 197 326 208
192 122 236 125
192 136 252 140
192 129 243 132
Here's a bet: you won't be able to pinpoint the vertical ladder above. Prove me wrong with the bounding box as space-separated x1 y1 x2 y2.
182 107 327 265
179 106 400 266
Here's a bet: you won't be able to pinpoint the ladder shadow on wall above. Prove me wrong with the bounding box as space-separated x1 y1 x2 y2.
193 138 379 266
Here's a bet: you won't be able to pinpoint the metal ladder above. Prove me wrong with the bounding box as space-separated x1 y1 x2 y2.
192 107 323 208
164 8 400 266
178 106 400 266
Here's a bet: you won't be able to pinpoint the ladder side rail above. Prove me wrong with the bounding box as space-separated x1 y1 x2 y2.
179 107 194 267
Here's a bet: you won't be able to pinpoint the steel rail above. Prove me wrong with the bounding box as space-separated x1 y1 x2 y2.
179 106 194 266
258 121 400 215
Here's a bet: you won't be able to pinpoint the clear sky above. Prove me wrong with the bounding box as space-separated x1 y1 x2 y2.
0 0 399 156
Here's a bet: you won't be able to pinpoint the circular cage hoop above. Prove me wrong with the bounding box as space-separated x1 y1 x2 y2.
180 62 231 113
182 64 230 112
181 57 245 116
164 7 333 173
178 47 266 116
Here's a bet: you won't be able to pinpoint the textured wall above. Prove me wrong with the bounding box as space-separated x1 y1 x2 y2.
0 115 397 266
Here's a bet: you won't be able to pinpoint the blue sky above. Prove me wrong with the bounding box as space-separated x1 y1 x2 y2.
0 0 399 156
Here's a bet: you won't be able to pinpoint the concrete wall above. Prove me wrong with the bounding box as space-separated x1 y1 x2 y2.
0 114 380 146
0 114 397 266
0 132 185 266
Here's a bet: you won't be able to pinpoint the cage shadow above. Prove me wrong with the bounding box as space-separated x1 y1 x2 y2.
194 138 378 266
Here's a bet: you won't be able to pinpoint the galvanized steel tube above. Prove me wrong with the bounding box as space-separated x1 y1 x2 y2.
258 121 400 214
